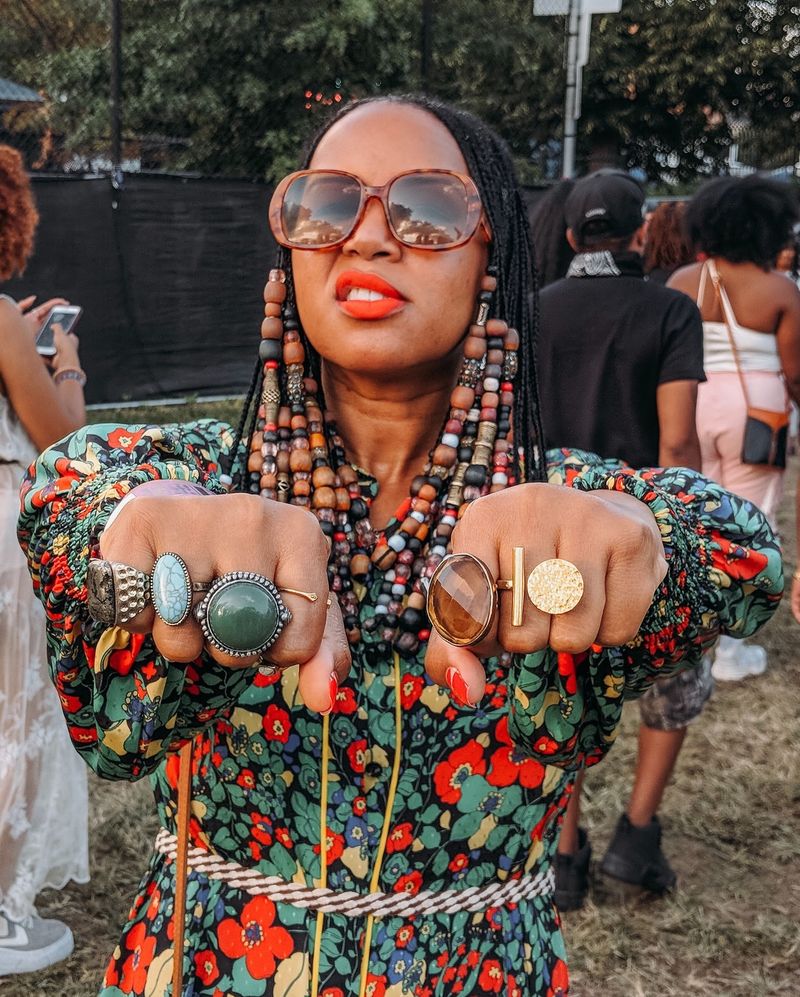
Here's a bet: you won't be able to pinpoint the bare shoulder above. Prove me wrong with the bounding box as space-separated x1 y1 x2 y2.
666 261 702 296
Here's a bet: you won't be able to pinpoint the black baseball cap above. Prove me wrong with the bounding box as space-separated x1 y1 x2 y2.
565 169 645 244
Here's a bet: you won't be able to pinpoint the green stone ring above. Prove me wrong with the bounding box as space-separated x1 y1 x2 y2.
194 571 292 657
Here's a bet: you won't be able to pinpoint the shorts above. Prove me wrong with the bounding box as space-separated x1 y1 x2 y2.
637 656 713 731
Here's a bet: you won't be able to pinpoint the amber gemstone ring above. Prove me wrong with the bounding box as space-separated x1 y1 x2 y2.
426 550 584 647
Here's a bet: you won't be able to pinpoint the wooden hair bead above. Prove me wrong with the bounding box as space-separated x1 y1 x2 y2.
264 282 287 304
451 385 475 410
464 336 486 360
289 449 312 472
335 487 350 511
312 466 336 488
487 349 504 365
486 318 508 336
264 302 282 318
480 274 498 293
505 328 520 350
418 483 438 502
283 342 305 365
292 479 311 497
247 451 262 473
312 486 337 509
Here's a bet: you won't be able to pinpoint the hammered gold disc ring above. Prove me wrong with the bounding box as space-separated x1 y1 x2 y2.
526 558 584 616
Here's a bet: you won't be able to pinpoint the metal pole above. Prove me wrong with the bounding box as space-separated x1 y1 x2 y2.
110 0 122 170
421 0 433 91
562 0 580 178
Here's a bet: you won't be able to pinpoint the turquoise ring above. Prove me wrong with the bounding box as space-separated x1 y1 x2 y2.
194 571 292 657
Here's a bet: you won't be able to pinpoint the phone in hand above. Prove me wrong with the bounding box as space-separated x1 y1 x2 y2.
35 304 83 356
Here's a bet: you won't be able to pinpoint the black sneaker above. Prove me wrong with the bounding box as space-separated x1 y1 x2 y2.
600 813 677 895
554 827 591 911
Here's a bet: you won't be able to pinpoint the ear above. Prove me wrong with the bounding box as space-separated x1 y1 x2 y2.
566 228 579 252
629 223 647 254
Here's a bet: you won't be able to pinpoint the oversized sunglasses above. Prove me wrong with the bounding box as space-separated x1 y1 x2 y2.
268 169 487 251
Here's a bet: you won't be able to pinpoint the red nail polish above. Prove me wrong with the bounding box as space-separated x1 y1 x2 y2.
320 671 338 716
445 666 473 708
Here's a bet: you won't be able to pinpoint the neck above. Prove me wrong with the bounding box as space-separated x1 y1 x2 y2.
322 356 459 525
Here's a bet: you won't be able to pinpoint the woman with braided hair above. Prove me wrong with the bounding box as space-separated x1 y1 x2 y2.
19 97 780 996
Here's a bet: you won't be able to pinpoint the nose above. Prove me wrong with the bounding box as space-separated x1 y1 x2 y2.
341 194 402 261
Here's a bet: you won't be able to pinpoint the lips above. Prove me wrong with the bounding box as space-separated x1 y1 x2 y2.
335 270 406 320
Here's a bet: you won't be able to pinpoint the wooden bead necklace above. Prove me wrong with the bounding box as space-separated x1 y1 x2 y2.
237 267 519 657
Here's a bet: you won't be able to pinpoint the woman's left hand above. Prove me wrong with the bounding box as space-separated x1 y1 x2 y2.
18 296 70 337
423 483 668 706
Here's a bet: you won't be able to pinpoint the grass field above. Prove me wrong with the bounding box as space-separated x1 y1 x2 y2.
2 400 797 997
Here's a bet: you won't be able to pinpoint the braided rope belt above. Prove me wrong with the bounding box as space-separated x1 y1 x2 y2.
155 829 554 919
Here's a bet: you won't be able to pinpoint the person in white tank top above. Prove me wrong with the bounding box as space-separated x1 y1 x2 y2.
0 146 89 976
670 175 800 681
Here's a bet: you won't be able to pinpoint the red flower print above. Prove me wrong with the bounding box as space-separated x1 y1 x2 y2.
108 427 147 453
547 958 570 996
353 796 367 816
534 736 559 756
68 725 98 746
556 651 580 696
364 975 387 997
237 769 256 790
315 827 345 863
334 684 358 713
275 826 293 848
477 958 504 992
250 812 273 846
486 742 545 790
509 974 522 997
394 871 422 896
218 896 293 979
449 853 469 873
321 989 344 997
399 673 425 708
347 739 368 773
710 536 768 581
194 950 220 985
120 921 156 993
433 740 486 804
386 822 414 853
263 704 291 742
395 925 414 948
248 840 262 863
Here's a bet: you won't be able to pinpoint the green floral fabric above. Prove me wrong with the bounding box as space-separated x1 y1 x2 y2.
18 423 782 997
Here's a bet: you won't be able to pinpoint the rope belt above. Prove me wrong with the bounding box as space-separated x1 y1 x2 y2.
155 828 554 919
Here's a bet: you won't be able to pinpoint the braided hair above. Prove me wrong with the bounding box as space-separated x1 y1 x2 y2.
234 95 546 484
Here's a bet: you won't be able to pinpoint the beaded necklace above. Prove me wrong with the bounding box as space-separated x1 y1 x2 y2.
237 266 519 658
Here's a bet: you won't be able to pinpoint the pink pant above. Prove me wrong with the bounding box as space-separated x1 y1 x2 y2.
697 371 786 525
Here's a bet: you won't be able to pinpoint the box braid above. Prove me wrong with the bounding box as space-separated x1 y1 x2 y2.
231 94 547 485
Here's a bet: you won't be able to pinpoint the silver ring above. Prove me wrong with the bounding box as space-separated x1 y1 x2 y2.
87 559 150 626
194 571 291 657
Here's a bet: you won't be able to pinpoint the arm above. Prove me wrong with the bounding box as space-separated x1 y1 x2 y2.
17 420 255 780
775 283 800 406
0 299 85 450
656 379 702 470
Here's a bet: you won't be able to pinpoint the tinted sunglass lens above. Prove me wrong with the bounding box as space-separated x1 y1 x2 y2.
282 174 361 246
389 174 469 247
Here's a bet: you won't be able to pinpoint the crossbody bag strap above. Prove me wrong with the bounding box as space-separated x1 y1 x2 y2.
171 738 194 997
707 259 752 408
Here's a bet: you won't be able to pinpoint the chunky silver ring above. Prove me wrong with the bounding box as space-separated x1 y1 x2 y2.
87 559 150 627
194 571 292 657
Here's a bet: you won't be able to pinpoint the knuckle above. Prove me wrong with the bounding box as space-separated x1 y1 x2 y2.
548 626 592 654
500 627 546 655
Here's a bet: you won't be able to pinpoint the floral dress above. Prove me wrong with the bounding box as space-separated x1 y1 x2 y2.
18 421 781 997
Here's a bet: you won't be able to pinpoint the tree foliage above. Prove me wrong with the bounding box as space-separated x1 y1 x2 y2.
0 0 797 182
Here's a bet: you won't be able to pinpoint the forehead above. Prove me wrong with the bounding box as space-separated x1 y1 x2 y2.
309 103 469 182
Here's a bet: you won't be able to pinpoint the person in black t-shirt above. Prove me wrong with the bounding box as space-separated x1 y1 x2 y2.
537 170 707 911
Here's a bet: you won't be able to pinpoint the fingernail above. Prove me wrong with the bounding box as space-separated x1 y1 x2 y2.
320 671 338 716
445 666 474 708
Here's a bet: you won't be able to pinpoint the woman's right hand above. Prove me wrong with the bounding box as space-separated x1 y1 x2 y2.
100 491 351 712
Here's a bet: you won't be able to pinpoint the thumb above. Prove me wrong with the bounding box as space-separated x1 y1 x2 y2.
297 596 351 714
424 630 486 708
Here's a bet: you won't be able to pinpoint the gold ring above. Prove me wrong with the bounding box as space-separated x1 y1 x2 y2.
526 558 584 615
278 588 319 603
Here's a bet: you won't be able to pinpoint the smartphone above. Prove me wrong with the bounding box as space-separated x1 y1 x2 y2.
35 305 82 356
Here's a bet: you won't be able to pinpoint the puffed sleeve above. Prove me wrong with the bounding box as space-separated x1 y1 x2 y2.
17 421 262 781
505 450 782 770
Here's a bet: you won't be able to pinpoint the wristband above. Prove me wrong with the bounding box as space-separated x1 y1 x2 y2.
54 367 87 387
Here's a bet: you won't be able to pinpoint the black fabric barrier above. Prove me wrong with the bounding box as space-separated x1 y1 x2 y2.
3 173 545 405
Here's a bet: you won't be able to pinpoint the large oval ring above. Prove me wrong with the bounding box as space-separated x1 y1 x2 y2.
87 559 151 626
426 553 498 647
194 571 292 657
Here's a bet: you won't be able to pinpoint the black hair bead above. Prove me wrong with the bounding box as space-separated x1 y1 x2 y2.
464 464 487 486
259 339 282 362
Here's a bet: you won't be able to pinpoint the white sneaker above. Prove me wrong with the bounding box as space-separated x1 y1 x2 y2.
711 636 767 682
0 913 74 976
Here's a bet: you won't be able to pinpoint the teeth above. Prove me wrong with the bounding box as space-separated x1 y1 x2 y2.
346 287 387 301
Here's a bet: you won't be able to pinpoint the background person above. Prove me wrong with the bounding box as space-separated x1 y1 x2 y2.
536 170 706 909
669 176 800 681
0 145 89 975
529 178 576 288
18 100 780 997
643 200 695 284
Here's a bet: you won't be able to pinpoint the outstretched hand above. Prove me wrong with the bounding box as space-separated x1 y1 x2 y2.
100 489 351 713
423 483 667 706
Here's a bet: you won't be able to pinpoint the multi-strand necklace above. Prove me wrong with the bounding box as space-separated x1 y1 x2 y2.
237 267 519 657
